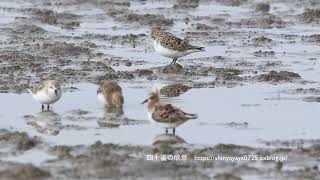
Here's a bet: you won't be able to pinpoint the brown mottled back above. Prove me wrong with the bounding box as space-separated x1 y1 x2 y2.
150 26 202 52
99 81 124 108
152 104 193 123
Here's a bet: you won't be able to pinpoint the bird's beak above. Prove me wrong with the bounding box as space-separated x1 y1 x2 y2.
54 89 58 96
141 99 148 104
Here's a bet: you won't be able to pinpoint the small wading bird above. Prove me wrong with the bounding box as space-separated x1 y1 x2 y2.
97 81 124 108
142 91 198 134
150 26 205 65
28 80 62 111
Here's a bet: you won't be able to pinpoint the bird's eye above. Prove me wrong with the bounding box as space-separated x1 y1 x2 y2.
50 86 54 89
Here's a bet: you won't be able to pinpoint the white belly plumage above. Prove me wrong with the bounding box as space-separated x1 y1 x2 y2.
97 93 109 106
153 41 189 59
33 90 62 105
147 112 183 128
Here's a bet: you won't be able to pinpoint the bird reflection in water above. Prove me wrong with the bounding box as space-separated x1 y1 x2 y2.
152 133 186 146
26 110 62 136
106 106 124 117
97 106 124 128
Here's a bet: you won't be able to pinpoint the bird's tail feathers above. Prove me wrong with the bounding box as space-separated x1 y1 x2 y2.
27 88 33 94
184 113 198 119
190 46 205 52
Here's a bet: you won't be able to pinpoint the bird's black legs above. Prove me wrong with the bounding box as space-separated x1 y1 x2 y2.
42 104 51 111
165 128 176 134
170 58 177 65
170 59 175 65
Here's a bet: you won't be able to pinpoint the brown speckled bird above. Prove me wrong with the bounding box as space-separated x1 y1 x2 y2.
142 91 197 134
150 26 205 65
97 81 124 108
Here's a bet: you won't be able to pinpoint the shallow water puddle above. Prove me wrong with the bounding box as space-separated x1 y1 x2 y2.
0 82 319 148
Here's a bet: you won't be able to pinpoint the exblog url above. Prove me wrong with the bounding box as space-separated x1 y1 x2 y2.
146 154 288 162
194 155 288 162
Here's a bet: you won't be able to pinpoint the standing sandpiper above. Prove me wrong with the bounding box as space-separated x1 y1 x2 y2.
97 81 124 108
150 26 205 65
28 80 62 111
142 91 197 134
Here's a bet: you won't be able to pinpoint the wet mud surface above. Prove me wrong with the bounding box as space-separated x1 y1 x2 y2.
0 0 320 179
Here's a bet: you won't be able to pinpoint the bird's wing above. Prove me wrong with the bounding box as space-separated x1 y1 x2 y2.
159 33 195 51
152 104 191 123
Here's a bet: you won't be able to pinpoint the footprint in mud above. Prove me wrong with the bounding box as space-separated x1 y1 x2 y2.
25 110 62 136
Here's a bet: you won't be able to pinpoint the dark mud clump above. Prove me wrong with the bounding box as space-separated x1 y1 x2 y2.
234 15 285 28
217 121 249 128
0 129 39 151
215 0 247 6
195 23 218 30
10 24 47 35
290 88 320 95
80 61 114 72
254 50 275 57
212 68 242 81
301 9 320 23
6 139 318 179
85 33 145 47
302 34 320 43
0 162 50 180
97 71 134 81
160 64 184 74
174 0 199 8
50 145 74 159
160 84 192 97
303 96 320 103
44 42 90 57
252 36 272 45
47 142 143 179
0 50 41 62
46 142 214 179
135 69 153 77
256 71 301 82
31 9 80 29
117 13 173 26
214 173 242 180
32 9 57 24
255 3 270 14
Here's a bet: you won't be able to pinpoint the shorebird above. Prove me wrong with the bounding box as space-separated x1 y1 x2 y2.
97 81 124 108
150 26 205 65
28 80 62 111
142 91 197 134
